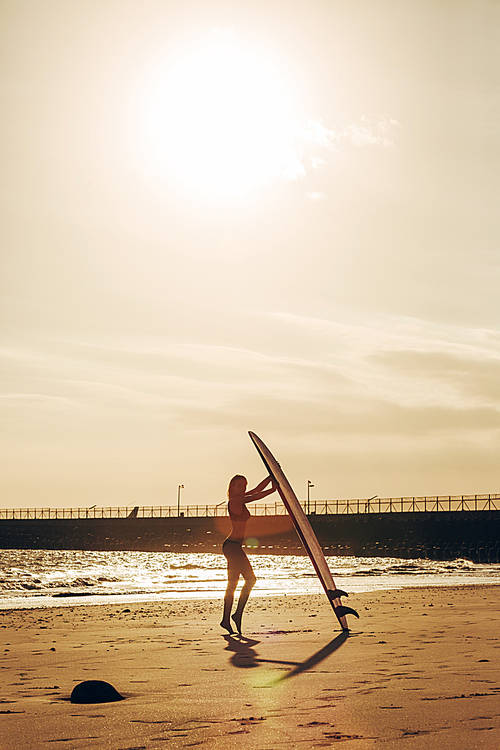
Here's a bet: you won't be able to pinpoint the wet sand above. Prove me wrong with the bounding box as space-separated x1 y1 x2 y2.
1 585 499 749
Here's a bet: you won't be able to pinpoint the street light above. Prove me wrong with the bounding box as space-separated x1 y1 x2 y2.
366 495 378 512
307 480 314 515
177 484 184 517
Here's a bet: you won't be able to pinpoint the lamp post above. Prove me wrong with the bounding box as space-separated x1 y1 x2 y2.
177 484 184 517
307 480 314 515
366 495 378 512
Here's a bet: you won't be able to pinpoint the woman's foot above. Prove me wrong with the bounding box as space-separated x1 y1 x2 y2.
220 619 234 634
231 612 242 635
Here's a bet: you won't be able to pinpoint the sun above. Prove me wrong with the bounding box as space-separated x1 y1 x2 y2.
138 31 301 200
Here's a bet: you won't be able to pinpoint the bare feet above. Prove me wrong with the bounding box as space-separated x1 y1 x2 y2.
220 619 234 634
231 612 242 635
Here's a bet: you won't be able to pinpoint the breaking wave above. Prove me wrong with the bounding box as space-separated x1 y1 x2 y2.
0 548 499 609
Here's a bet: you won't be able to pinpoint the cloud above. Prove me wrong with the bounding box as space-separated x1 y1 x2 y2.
0 393 77 407
3 310 499 450
374 350 500 405
2 314 500 503
303 119 337 150
269 310 500 362
306 191 327 201
264 311 500 413
343 117 400 148
274 114 400 185
172 391 500 440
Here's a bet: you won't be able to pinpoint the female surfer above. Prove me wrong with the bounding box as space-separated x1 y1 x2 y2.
220 474 276 635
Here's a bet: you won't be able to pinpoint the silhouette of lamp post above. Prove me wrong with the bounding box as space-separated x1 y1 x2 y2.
366 495 378 513
307 480 314 515
177 484 184 517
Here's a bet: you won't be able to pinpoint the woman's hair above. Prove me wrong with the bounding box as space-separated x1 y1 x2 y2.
227 474 247 499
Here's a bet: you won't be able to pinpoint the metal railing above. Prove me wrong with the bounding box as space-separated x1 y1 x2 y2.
0 493 498 520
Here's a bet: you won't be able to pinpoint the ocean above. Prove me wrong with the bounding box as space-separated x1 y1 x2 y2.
1 548 499 610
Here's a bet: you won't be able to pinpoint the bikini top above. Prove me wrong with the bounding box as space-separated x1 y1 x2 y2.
228 500 250 522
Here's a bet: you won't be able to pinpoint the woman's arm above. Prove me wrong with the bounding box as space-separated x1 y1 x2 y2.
246 476 272 495
244 485 277 504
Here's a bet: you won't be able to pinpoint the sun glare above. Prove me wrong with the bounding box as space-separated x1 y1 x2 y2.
139 32 301 199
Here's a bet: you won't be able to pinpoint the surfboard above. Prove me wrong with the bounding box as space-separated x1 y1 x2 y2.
249 431 359 631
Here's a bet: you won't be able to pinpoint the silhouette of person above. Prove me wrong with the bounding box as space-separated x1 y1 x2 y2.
220 474 276 635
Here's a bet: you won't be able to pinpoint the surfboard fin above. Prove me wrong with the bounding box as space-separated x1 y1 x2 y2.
328 589 348 600
334 605 359 619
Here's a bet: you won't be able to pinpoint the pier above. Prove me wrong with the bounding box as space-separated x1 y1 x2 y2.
0 493 499 562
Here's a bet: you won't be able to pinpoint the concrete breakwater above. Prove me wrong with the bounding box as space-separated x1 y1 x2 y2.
0 511 499 562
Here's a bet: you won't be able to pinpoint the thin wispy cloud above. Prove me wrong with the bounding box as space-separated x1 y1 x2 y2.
0 393 77 407
344 117 400 148
4 308 499 440
264 311 500 413
306 191 327 201
286 115 400 185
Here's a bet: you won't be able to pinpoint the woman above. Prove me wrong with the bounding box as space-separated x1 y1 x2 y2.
220 474 276 635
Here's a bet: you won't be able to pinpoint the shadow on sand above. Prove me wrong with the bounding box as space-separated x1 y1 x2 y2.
223 630 348 682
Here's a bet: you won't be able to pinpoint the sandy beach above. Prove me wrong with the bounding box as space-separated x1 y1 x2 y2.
1 585 499 749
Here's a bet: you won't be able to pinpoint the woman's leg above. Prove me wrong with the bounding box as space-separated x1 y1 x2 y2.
221 574 239 633
232 553 256 634
221 542 240 633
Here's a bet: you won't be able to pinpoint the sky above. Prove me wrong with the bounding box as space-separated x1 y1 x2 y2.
1 0 499 509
